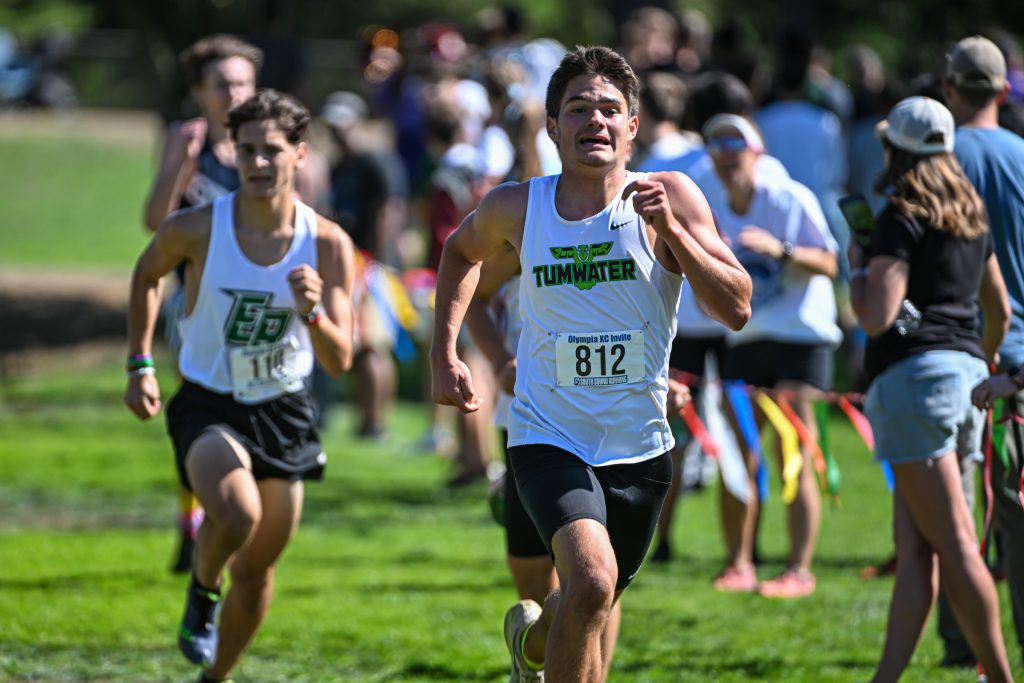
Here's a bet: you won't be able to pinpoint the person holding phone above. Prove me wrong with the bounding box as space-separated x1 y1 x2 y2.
849 95 1013 682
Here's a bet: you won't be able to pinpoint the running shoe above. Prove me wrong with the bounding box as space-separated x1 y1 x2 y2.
179 578 220 665
712 565 758 592
758 568 815 599
503 599 544 682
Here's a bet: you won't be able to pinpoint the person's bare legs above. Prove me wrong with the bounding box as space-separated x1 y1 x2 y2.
871 454 1013 683
871 488 938 681
203 479 303 681
717 401 759 577
185 428 304 681
353 347 395 437
520 519 617 683
779 383 821 573
187 429 261 591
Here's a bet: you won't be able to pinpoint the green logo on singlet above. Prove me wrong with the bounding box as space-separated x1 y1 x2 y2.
222 289 293 345
532 242 637 291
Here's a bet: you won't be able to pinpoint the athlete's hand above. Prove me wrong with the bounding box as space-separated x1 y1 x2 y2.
737 226 784 258
288 264 323 316
431 355 483 413
666 377 691 415
124 373 162 420
623 179 676 237
178 118 208 161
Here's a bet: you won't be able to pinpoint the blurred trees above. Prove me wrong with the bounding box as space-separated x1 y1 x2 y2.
1 0 1022 113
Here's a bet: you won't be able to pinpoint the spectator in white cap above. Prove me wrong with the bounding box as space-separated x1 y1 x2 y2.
849 94 1013 682
702 112 842 599
944 33 1024 670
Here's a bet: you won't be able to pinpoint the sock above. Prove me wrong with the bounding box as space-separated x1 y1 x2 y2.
191 575 221 600
519 623 544 671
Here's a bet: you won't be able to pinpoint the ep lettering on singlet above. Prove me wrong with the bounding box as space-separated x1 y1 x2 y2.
222 289 293 345
531 242 637 291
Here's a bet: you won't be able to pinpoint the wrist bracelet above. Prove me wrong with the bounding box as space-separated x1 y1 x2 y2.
127 366 156 377
127 354 155 370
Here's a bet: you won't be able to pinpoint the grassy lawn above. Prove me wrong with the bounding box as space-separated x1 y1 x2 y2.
1 113 1020 681
0 118 154 272
0 346 1019 683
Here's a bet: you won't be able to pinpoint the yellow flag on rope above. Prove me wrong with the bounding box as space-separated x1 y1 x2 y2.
755 391 803 504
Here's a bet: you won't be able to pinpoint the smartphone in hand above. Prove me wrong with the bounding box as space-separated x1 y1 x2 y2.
838 193 875 248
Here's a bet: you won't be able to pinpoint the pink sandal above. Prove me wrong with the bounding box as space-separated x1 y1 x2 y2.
712 565 758 593
758 568 815 599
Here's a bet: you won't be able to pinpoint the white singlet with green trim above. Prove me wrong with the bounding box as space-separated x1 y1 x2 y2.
508 172 682 466
178 193 318 404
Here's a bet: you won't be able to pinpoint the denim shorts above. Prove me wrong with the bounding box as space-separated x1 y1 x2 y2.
864 350 989 464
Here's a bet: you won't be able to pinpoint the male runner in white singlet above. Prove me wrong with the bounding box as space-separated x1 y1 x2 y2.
431 46 751 683
125 90 355 683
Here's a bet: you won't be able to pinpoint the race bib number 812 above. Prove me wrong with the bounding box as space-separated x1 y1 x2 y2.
554 330 645 387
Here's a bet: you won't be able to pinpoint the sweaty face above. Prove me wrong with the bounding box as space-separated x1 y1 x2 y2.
194 56 257 125
234 120 305 199
548 74 638 169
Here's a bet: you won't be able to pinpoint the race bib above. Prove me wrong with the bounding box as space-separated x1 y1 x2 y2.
555 330 645 387
228 338 304 402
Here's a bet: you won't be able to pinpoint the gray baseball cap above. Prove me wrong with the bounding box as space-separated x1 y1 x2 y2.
322 91 368 130
876 96 954 155
946 35 1006 91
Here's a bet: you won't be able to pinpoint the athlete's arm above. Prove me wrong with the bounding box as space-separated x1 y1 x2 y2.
292 216 356 376
143 119 206 232
430 182 527 412
124 207 210 420
624 172 751 331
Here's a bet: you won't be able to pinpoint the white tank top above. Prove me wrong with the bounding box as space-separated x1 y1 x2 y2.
508 173 682 466
178 193 318 404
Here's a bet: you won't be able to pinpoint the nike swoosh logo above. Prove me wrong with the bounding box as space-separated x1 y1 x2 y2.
610 220 630 230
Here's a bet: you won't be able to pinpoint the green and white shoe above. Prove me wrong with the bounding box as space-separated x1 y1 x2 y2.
503 599 544 682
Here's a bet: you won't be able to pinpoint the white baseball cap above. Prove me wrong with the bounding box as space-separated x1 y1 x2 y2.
701 113 764 152
875 96 954 155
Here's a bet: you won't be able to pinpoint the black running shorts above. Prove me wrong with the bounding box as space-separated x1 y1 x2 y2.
501 431 548 559
166 380 326 491
669 334 727 380
508 444 672 591
721 340 833 391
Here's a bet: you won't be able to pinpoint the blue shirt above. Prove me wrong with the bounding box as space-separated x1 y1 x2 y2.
955 127 1024 366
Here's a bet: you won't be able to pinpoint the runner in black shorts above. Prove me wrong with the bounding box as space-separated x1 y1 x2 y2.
125 90 355 683
432 46 751 683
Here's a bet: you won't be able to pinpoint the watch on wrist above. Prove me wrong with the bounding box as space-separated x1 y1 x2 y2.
303 302 324 326
780 240 795 261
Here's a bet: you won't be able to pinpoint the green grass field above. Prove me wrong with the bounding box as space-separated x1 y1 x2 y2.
1 349 1019 682
1 115 1021 682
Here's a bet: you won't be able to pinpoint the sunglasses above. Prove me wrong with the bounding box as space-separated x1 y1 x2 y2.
707 136 750 154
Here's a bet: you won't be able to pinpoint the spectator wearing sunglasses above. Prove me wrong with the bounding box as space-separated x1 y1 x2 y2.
702 113 842 599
